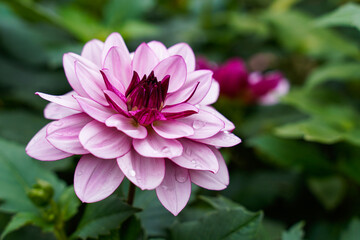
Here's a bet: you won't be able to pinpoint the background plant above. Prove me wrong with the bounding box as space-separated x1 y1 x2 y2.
1 0 360 239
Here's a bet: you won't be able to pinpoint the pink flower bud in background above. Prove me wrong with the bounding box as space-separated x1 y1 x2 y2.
248 71 290 105
196 56 289 105
213 58 249 97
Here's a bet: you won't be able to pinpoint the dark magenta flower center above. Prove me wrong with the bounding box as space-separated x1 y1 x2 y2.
125 71 169 112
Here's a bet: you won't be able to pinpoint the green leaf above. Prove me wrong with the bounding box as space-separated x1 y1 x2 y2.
58 186 80 221
119 216 145 240
72 195 140 239
306 62 360 89
0 110 48 145
0 138 66 213
316 3 360 30
170 207 263 240
340 218 360 240
307 176 346 210
275 119 344 144
248 135 332 173
263 10 359 60
134 188 176 238
281 222 305 240
104 0 155 27
1 212 53 239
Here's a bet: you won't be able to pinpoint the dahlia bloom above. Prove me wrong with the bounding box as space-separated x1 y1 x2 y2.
247 71 290 105
26 33 241 215
196 57 289 105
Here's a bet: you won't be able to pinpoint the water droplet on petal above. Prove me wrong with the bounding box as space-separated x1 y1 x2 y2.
192 120 206 129
76 170 83 176
175 170 188 183
129 170 136 177
161 185 168 191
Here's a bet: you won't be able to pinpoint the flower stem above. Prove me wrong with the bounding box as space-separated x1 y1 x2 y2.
127 182 136 206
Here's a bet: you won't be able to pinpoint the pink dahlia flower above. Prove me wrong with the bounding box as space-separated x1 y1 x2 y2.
247 71 289 105
26 33 241 215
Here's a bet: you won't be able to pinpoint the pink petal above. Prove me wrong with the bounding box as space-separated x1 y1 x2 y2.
178 109 225 139
186 70 213 104
36 92 81 111
79 120 131 159
63 53 98 97
133 130 183 158
103 90 128 116
75 96 115 123
132 43 159 78
103 46 132 91
161 103 199 119
105 114 147 139
200 106 235 131
152 120 194 139
168 43 196 72
26 123 72 161
117 149 165 190
156 161 191 216
44 102 81 120
199 79 220 105
153 55 187 93
189 147 229 190
75 61 108 106
81 39 104 68
74 155 124 203
147 41 169 61
165 70 213 105
46 113 92 154
170 139 219 172
101 32 130 65
194 131 241 147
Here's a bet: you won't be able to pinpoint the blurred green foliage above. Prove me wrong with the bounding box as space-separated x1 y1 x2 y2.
1 0 360 239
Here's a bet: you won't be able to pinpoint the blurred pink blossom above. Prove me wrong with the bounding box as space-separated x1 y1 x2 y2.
26 33 241 216
196 57 289 105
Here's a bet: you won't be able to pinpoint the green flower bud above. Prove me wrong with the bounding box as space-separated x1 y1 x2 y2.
27 179 54 207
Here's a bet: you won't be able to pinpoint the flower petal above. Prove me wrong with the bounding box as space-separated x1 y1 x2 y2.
152 120 194 139
156 161 191 216
46 113 92 154
26 123 72 161
153 55 187 93
79 120 131 159
194 131 241 147
117 149 165 190
170 139 218 172
105 114 147 139
200 106 235 131
168 43 196 72
63 53 98 97
75 60 108 106
75 96 115 123
162 103 199 119
165 70 212 105
147 41 169 61
102 32 130 65
132 43 159 78
74 155 124 203
103 90 128 116
178 109 225 139
81 39 104 68
189 147 229 190
199 79 220 105
36 92 81 111
44 102 81 120
133 130 183 158
103 46 132 91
